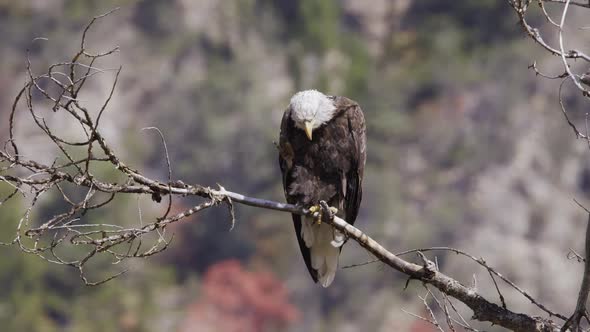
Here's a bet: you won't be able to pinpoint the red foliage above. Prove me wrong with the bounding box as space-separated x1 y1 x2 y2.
180 260 300 332
408 311 442 332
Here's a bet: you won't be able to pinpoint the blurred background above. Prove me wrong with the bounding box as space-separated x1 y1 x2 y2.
1 1 589 331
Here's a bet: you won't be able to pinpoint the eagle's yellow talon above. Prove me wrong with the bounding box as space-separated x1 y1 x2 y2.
308 205 323 224
309 205 320 214
308 204 338 225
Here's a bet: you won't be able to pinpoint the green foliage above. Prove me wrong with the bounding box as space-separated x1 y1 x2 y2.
341 37 370 98
407 1 519 49
0 184 175 331
298 0 340 52
63 0 134 22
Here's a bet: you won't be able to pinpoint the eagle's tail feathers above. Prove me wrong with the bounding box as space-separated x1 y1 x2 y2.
305 222 340 288
319 268 336 287
320 247 338 287
301 216 315 247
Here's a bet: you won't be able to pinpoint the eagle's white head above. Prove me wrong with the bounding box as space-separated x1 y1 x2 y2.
289 90 336 140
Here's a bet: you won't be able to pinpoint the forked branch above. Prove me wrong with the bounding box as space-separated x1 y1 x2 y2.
508 2 590 330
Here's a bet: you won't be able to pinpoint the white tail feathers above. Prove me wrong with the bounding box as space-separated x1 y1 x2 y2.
301 217 342 287
301 216 315 247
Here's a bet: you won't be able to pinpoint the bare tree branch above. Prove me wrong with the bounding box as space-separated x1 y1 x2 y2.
508 1 590 331
509 0 590 140
562 213 590 332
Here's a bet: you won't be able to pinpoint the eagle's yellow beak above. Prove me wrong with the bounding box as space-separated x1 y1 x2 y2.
304 121 314 140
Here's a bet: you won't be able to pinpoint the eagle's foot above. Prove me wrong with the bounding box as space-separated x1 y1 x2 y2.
309 202 338 224
329 207 338 217
308 205 323 224
319 201 338 223
308 205 321 215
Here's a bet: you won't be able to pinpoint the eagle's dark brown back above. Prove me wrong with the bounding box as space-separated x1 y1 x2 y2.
278 95 366 284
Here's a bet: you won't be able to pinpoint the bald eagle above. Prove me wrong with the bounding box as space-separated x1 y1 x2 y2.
278 90 366 287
